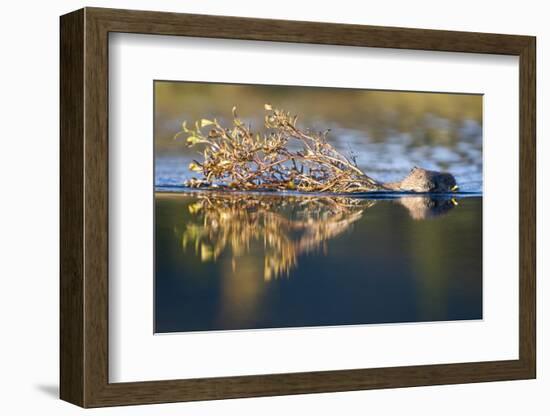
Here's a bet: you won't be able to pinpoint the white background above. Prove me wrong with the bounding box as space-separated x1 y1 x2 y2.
110 34 519 382
0 0 546 415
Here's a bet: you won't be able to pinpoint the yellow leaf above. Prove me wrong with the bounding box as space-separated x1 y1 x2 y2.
186 135 199 144
188 162 203 172
200 119 214 128
264 103 273 110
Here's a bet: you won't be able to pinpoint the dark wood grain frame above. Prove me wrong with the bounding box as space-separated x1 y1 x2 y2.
60 7 536 408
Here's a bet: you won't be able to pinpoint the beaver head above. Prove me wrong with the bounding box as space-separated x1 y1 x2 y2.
397 167 458 193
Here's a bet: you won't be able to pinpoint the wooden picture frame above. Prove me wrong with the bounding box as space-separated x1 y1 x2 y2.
60 7 536 408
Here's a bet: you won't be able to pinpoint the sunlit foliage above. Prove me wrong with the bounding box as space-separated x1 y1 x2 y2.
175 105 382 193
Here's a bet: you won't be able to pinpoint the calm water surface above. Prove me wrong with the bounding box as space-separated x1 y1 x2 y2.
154 192 482 333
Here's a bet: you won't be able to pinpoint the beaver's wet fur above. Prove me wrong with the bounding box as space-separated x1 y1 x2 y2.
380 167 458 193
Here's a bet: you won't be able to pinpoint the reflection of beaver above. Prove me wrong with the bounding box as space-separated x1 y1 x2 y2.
398 196 458 220
380 167 459 193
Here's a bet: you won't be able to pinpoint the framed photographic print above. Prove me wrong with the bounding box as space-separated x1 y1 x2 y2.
60 7 536 408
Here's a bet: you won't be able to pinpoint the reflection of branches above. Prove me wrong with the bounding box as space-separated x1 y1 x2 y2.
179 192 459 279
180 193 375 280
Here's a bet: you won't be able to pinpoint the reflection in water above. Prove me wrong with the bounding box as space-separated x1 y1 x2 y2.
397 196 457 220
181 193 372 280
180 192 456 280
155 193 482 332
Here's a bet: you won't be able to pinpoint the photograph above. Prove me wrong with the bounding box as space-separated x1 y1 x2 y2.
52 4 539 410
154 81 483 333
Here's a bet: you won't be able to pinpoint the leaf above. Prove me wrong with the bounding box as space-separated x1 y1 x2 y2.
200 119 214 128
181 120 188 132
186 135 199 145
264 103 273 111
232 106 238 118
188 161 203 172
173 131 185 140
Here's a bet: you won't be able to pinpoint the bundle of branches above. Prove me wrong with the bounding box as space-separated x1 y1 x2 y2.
175 105 382 193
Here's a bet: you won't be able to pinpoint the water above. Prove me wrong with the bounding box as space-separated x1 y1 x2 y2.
154 192 482 333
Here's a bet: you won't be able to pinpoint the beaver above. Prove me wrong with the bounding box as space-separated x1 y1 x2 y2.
379 167 459 193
